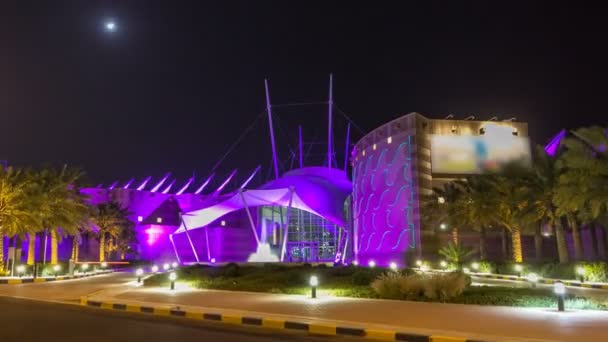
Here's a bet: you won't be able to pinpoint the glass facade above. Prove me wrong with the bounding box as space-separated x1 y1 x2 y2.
258 205 348 262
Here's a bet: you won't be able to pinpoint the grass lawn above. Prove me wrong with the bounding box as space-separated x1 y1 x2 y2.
144 263 607 310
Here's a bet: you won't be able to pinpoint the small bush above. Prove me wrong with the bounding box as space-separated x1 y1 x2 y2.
222 263 241 277
352 270 375 285
371 272 467 301
538 263 576 280
579 262 608 282
477 261 495 273
423 273 467 300
370 272 403 299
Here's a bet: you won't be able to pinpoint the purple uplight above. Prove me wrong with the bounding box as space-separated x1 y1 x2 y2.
107 181 118 190
145 227 162 245
194 173 215 195
240 166 261 189
136 176 152 191
544 129 566 156
161 180 176 194
123 178 135 189
176 177 195 195
213 169 237 196
151 173 171 193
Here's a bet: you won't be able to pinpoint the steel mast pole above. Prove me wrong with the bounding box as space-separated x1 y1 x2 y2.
265 79 280 179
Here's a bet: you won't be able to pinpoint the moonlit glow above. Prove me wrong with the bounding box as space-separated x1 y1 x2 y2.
105 21 116 32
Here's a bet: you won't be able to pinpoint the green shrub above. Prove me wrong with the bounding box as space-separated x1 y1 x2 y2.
370 272 404 299
423 272 467 300
538 263 575 280
352 270 375 285
371 272 467 301
579 262 608 282
476 261 495 273
222 263 241 277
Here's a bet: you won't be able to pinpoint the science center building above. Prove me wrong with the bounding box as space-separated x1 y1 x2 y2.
79 107 531 268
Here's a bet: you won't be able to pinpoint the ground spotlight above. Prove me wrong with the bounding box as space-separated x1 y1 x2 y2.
420 264 429 272
389 262 398 271
368 260 376 268
309 275 319 298
16 265 25 278
53 265 61 277
463 267 470 274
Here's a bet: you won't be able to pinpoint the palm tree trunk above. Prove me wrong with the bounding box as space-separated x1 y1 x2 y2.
452 228 459 245
71 236 79 262
27 233 35 265
50 230 58 265
99 233 105 262
35 230 46 277
501 228 509 260
589 224 599 260
602 226 608 261
534 224 543 261
555 220 569 263
0 235 4 270
569 216 584 261
479 227 487 260
511 227 523 263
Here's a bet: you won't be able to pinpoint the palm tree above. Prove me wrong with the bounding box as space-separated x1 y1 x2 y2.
421 182 469 245
462 176 497 260
0 167 39 270
90 202 133 262
439 242 475 269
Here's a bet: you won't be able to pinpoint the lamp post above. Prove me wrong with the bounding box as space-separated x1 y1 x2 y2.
163 263 170 271
576 266 586 283
514 264 523 278
554 281 566 312
169 272 177 290
151 265 159 273
527 273 539 288
309 275 318 299
53 265 61 277
136 268 143 283
16 265 25 278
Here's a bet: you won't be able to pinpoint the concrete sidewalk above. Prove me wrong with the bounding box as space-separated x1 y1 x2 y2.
86 285 608 342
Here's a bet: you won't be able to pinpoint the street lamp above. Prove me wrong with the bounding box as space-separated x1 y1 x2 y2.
309 275 319 299
576 266 586 283
514 264 523 278
169 272 177 290
136 268 143 283
389 262 398 271
151 265 159 273
527 273 539 288
53 265 61 277
16 265 25 278
554 281 566 312
163 263 170 271
368 260 376 268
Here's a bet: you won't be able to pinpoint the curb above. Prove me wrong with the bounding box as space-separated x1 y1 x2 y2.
0 270 113 285
470 273 608 290
79 298 485 342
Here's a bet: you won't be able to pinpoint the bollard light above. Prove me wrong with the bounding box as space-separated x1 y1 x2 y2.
82 263 89 274
151 265 159 273
514 264 523 278
527 273 539 288
101 262 107 269
16 265 25 278
171 262 178 268
440 260 447 269
136 268 144 283
368 260 376 268
576 266 586 283
210 258 216 264
163 263 170 271
471 262 479 272
309 275 319 298
415 260 423 267
554 281 566 312
169 271 177 290
53 265 61 277
420 264 430 272
389 262 398 271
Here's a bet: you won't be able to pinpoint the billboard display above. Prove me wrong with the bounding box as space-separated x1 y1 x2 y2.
430 133 531 174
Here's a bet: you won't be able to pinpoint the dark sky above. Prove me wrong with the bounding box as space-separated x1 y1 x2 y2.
1 2 606 187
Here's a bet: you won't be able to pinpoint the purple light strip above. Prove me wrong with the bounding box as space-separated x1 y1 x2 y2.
264 79 280 179
176 176 195 195
123 178 134 189
194 173 215 195
161 179 176 194
327 73 334 169
150 173 171 193
213 169 237 196
344 122 351 171
239 165 261 189
544 129 566 156
107 181 118 190
136 176 152 191
169 234 181 264
298 125 303 168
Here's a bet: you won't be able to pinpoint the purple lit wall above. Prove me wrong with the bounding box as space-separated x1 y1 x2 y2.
352 136 416 268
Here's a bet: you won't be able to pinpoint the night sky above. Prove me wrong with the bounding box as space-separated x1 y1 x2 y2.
1 2 606 187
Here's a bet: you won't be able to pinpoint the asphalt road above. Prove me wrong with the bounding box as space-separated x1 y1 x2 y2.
0 296 353 342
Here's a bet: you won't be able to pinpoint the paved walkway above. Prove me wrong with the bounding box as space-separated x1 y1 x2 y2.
85 284 608 342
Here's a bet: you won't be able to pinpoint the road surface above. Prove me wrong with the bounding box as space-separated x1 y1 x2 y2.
0 296 353 342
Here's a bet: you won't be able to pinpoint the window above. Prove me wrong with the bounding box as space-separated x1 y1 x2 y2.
512 128 519 136
220 220 226 227
387 136 392 144
373 144 377 150
137 216 143 222
156 217 162 223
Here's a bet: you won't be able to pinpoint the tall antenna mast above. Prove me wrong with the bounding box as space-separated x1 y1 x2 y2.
298 125 303 168
265 79 280 179
327 73 334 169
343 123 351 171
